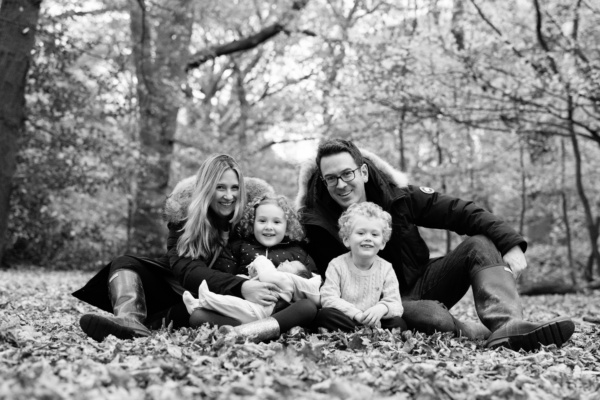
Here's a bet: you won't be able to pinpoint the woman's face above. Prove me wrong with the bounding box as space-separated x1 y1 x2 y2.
209 169 240 220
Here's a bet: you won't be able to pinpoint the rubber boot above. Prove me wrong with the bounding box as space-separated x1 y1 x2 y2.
219 317 281 343
473 266 574 351
79 270 151 341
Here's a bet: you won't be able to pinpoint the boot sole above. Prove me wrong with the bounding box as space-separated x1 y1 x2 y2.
79 314 149 342
486 317 575 352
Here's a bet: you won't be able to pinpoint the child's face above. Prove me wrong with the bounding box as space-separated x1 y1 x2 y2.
343 215 386 259
276 260 305 276
253 203 287 248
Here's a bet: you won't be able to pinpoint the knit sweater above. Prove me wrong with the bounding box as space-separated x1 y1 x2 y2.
320 253 404 320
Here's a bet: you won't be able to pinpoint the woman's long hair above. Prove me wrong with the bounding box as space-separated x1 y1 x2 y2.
177 154 246 260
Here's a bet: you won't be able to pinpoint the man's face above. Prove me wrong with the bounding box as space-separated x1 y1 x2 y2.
319 152 368 209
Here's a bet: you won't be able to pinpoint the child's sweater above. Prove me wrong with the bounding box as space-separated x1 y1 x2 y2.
320 252 403 319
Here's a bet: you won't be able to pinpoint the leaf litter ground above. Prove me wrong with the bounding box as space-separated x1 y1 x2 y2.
1 269 599 399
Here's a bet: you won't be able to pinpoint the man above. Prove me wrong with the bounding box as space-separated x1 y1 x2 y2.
296 138 574 351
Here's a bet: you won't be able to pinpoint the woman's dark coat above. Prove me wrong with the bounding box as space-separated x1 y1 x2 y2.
72 176 274 315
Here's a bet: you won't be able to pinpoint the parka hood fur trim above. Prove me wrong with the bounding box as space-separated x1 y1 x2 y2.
163 176 275 224
295 148 409 210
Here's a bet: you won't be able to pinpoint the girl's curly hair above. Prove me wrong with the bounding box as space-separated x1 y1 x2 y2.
237 193 306 242
338 202 392 244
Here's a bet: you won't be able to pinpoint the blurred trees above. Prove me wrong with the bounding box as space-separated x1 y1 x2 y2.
1 0 599 283
0 0 42 264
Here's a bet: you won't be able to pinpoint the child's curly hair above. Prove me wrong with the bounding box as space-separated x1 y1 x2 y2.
237 193 306 242
338 202 392 244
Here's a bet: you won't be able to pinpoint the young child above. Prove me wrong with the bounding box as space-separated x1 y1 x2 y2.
183 193 320 323
183 255 321 323
219 193 316 275
317 202 405 331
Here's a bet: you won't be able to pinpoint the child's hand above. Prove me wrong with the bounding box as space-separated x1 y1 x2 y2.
353 312 365 324
361 304 388 327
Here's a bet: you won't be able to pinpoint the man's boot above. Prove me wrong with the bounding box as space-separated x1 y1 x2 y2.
473 266 574 351
79 269 151 341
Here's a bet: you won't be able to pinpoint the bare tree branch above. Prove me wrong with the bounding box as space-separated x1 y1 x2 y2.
186 0 310 71
252 137 320 154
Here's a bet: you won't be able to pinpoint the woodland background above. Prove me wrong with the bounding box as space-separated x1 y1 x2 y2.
1 0 600 291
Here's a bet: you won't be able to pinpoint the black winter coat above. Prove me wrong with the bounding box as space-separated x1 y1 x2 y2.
298 157 526 293
213 237 317 275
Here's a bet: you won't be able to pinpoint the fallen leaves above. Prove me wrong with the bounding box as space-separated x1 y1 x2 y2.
1 269 600 399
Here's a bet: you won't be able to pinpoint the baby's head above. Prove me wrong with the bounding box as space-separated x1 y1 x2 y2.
238 193 305 247
276 260 312 279
338 202 392 256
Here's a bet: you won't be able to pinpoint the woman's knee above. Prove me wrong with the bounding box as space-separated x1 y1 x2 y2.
108 255 144 276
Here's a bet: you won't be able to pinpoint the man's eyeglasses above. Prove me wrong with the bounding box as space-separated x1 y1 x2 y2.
321 166 363 187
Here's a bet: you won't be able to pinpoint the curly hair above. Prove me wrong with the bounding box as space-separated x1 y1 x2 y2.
237 193 306 243
338 202 392 244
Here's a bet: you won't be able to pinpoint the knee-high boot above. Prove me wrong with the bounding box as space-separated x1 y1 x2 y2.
79 269 151 341
219 299 317 343
473 266 574 351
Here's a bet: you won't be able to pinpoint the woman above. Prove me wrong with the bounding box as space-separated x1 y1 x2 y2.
74 154 312 342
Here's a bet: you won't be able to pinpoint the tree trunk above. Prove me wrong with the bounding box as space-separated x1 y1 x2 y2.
518 137 526 235
559 138 577 286
127 0 193 255
0 0 42 264
567 92 600 280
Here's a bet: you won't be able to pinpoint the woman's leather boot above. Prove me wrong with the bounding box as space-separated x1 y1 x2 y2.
79 269 151 341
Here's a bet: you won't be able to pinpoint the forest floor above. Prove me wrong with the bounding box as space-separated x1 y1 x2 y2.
1 268 599 400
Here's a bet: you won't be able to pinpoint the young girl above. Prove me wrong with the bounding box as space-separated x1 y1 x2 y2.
225 193 317 274
317 202 406 331
185 193 320 341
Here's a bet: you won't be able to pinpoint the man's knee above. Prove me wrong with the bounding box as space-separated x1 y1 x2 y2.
402 300 456 334
462 235 498 253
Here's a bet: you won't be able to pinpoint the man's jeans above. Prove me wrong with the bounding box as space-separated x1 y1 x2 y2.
401 235 505 334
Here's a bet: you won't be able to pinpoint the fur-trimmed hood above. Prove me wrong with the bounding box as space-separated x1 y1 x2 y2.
163 176 275 224
295 148 409 210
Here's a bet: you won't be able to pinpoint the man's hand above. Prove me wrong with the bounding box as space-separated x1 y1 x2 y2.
503 245 528 278
360 304 388 327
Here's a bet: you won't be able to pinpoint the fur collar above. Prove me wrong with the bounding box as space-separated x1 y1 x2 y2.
163 176 275 223
295 148 409 210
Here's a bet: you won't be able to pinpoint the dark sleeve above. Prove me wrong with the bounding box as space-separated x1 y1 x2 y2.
168 246 246 297
166 222 184 252
404 185 526 255
299 246 317 273
304 225 347 279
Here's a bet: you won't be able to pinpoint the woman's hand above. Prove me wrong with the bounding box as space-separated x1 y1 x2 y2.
241 280 280 306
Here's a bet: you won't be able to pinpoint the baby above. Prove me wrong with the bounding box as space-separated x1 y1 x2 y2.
183 255 321 323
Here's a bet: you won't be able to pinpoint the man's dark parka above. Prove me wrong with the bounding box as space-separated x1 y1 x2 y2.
295 149 526 294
